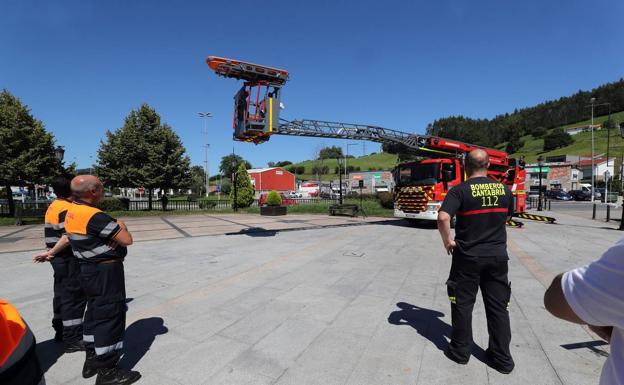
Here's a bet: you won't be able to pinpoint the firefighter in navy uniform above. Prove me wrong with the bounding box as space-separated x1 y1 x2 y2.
64 175 140 385
33 176 86 353
437 149 515 374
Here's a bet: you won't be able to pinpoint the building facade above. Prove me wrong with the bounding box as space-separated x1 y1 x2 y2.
348 171 394 194
247 167 296 193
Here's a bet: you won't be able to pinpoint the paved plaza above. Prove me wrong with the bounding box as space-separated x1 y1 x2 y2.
0 211 619 385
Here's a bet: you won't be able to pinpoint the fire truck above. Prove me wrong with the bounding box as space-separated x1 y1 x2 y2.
206 56 551 226
392 137 526 224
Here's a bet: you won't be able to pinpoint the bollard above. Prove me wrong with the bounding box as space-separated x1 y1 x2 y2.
548 199 551 210
592 203 597 219
607 205 611 222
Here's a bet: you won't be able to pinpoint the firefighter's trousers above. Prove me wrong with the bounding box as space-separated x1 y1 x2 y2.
51 254 87 344
79 260 126 369
446 254 514 371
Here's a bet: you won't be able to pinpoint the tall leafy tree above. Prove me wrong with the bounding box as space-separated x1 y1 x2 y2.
189 165 206 196
96 104 190 209
219 154 251 178
0 90 64 215
230 163 254 208
543 128 574 151
505 130 524 154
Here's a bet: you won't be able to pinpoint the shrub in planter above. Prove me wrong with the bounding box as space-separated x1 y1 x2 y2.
98 197 129 211
266 190 282 206
377 192 394 209
199 201 216 209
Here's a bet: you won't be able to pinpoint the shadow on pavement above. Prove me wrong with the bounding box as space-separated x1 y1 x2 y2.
387 302 487 363
119 317 168 370
36 338 64 374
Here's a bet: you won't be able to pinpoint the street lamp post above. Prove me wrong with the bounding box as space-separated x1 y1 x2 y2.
345 143 357 193
590 98 596 205
537 155 544 211
198 112 212 197
231 159 238 212
54 146 65 163
337 157 343 205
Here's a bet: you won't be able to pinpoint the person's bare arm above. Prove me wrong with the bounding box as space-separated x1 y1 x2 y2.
544 273 613 342
437 211 456 255
33 234 70 263
544 273 585 324
111 220 133 246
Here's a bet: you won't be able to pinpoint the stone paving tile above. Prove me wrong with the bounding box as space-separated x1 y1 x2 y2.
2 212 618 385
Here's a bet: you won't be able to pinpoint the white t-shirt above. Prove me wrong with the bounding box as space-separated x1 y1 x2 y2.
562 237 624 385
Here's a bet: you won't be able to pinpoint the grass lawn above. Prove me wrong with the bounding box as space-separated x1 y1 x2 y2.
510 111 624 164
0 216 44 226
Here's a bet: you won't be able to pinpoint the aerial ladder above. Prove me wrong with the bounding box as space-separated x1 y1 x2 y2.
206 56 555 226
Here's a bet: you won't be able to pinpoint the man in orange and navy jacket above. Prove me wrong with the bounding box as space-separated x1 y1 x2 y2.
0 298 43 385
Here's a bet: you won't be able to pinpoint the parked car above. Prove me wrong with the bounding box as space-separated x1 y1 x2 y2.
550 190 573 201
569 190 591 201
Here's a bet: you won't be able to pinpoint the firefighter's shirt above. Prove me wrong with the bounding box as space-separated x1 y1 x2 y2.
440 176 513 259
64 200 127 262
44 198 73 257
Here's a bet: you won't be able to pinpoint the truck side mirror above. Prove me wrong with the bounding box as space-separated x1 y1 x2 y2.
442 169 454 182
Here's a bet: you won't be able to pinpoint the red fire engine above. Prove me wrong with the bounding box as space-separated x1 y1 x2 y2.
206 56 551 226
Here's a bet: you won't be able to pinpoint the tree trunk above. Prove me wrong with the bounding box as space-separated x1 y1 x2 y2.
5 182 15 217
148 188 153 211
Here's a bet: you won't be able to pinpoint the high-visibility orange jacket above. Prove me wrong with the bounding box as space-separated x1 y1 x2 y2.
0 298 38 383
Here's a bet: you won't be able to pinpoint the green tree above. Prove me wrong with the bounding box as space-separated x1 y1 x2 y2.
230 163 255 208
189 165 206 196
531 126 547 138
543 128 574 151
96 104 190 209
319 146 343 159
505 130 524 154
0 90 64 215
219 154 251 178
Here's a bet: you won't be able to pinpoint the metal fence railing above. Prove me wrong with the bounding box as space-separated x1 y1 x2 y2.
0 197 342 216
0 201 51 216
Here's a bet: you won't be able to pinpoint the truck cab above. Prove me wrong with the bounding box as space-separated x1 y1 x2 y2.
393 158 462 221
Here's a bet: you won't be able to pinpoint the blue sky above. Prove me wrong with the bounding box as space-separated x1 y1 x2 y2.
2 0 623 175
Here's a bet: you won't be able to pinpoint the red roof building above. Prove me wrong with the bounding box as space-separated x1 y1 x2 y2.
247 167 296 193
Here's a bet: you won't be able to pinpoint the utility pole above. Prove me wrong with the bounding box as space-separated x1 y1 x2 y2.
345 143 357 195
198 112 212 197
590 98 595 204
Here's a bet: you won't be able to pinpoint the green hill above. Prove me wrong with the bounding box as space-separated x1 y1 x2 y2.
288 152 398 181
508 111 624 163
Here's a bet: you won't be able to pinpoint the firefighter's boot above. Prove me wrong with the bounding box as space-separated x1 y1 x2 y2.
95 367 141 385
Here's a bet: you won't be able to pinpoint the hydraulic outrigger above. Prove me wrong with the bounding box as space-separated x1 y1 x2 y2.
206 56 556 226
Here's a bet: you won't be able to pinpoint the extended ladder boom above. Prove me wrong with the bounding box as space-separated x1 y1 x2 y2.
276 119 427 149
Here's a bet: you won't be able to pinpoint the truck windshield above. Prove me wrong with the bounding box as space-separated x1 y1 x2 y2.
398 163 440 186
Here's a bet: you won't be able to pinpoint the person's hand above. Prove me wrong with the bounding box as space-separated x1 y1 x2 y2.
444 239 456 255
589 325 613 343
32 251 54 263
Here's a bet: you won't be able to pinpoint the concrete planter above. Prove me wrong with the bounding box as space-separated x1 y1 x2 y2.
260 206 287 216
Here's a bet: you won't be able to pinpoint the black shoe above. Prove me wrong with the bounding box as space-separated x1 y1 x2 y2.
63 340 85 353
487 358 514 374
95 367 141 385
83 350 97 379
485 349 514 374
444 348 469 365
53 319 63 342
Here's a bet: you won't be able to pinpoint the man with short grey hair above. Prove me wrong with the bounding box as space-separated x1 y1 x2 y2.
437 149 515 373
64 175 140 385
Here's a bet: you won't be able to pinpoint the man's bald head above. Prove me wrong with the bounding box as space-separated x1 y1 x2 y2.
71 175 104 202
465 149 489 176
